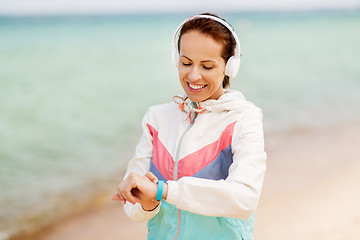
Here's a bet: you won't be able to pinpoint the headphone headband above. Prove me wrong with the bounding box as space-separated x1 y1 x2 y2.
171 14 241 78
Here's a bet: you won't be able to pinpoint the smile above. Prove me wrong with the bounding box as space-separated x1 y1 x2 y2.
188 82 206 90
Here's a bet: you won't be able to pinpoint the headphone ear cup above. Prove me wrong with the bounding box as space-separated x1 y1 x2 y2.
171 48 179 68
225 56 241 78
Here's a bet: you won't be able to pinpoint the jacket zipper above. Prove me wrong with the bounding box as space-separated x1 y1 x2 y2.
173 107 198 240
173 121 194 180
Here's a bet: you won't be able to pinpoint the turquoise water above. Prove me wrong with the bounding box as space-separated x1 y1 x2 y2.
0 11 360 237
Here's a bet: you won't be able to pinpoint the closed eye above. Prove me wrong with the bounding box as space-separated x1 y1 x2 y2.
203 66 213 70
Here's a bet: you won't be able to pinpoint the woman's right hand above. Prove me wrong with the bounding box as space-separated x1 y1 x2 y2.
113 172 160 210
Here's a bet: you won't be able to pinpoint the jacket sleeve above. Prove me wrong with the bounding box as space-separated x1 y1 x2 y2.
165 108 267 219
123 109 161 222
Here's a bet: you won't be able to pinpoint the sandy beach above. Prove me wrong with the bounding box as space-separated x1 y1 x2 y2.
23 122 360 240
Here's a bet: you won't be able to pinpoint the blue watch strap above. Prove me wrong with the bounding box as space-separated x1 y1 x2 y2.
156 180 164 201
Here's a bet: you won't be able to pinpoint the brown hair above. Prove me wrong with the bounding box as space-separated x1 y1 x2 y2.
177 13 236 88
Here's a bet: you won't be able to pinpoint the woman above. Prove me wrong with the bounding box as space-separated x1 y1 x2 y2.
113 13 267 240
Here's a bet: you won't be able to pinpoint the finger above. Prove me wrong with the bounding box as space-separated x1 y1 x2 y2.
112 193 121 201
115 192 127 205
145 172 158 183
119 173 145 204
112 193 126 205
124 194 138 205
118 180 137 204
122 185 139 205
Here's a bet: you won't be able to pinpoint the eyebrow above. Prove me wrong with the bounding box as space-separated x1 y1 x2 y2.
180 55 217 64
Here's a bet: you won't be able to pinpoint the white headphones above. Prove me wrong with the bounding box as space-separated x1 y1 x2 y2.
171 14 241 78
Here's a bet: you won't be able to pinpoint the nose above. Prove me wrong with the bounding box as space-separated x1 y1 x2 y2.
188 66 202 82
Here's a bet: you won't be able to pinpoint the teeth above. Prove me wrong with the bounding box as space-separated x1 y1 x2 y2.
189 83 205 90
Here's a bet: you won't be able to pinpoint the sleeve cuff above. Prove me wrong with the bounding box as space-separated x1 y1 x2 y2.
165 180 180 205
125 202 161 222
141 202 161 212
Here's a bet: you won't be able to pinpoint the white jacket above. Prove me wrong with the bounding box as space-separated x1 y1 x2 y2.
123 89 267 223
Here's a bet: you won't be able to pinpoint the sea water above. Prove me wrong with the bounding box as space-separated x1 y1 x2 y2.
0 11 359 237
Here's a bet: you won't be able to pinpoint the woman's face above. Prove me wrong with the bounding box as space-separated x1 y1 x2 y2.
178 30 226 102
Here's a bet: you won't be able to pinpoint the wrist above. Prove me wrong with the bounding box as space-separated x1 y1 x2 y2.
155 181 168 201
142 182 168 211
162 183 168 200
155 180 164 201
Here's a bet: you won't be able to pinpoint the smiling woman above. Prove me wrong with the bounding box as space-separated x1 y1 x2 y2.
114 13 266 240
